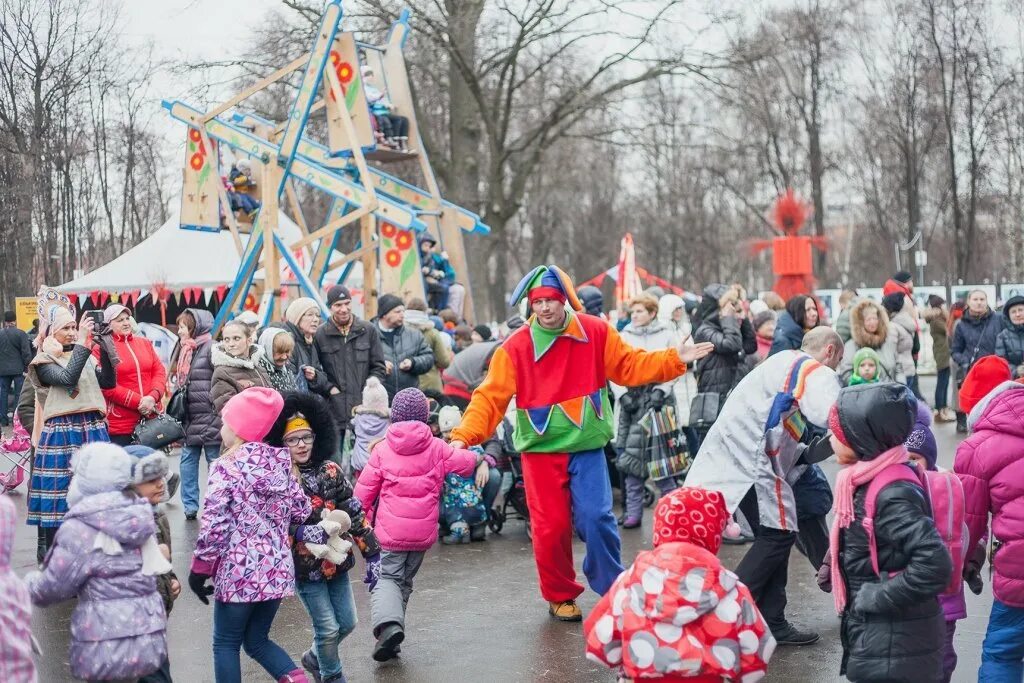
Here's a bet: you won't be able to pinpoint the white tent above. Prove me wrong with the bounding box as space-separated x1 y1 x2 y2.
57 208 362 294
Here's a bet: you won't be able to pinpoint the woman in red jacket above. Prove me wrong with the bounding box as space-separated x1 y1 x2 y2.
93 304 167 446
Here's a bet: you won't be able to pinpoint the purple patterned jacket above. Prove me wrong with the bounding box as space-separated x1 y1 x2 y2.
0 496 35 683
26 491 166 681
192 442 311 602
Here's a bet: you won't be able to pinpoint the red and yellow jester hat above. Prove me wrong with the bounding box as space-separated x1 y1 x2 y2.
508 265 584 312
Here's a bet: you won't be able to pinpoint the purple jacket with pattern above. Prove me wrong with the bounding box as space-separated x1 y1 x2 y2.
0 496 35 683
26 491 166 681
192 441 311 602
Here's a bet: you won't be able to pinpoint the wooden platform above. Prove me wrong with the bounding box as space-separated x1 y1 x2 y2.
365 147 418 163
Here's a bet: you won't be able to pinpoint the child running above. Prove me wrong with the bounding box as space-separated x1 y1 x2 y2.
266 391 383 683
354 387 482 662
848 347 882 386
189 387 312 683
827 383 952 683
585 486 774 681
27 442 171 682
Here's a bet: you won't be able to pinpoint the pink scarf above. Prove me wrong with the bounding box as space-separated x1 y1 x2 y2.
175 334 211 387
828 444 910 613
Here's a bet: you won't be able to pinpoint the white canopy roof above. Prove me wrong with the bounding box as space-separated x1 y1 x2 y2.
57 208 337 293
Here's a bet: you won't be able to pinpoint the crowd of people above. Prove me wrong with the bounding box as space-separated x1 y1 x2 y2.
1 267 1024 682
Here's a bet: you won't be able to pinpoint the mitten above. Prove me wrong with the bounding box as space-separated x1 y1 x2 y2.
364 552 381 591
294 524 328 545
188 571 215 605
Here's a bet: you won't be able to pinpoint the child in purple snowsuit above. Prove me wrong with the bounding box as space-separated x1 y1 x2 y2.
188 387 312 683
26 442 170 682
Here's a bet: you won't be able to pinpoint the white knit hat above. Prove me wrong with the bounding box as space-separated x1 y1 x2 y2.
285 297 321 327
438 405 462 434
67 443 134 506
361 377 389 414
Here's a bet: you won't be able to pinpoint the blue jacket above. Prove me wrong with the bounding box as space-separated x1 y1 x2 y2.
768 311 805 357
952 309 1005 371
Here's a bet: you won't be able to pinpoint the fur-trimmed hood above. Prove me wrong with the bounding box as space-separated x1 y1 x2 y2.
850 299 890 349
211 342 265 369
265 390 339 465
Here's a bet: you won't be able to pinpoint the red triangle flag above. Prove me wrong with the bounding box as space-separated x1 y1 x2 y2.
216 284 228 302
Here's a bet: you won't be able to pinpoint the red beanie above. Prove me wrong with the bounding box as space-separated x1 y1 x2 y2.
959 356 1011 416
652 487 729 554
221 387 284 442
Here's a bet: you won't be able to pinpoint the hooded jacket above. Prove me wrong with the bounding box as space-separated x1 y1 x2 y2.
838 300 903 384
0 496 35 683
350 410 389 472
257 328 299 394
93 333 167 436
952 307 1005 372
887 298 918 378
179 309 221 445
191 442 311 602
956 381 1024 608
265 392 382 583
924 306 950 370
354 420 477 551
377 322 434 399
404 309 452 393
27 491 167 681
658 295 698 425
692 285 757 400
584 543 774 682
995 296 1024 376
210 342 271 414
314 317 387 430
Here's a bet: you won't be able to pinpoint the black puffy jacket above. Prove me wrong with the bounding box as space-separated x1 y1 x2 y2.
693 314 756 399
614 386 664 478
996 297 1024 376
952 308 1005 371
839 478 952 682
182 308 220 446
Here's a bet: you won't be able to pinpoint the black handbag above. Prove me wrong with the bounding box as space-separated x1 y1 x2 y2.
688 392 720 429
133 413 185 450
166 383 188 422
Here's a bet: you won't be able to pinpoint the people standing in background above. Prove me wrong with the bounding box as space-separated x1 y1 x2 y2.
769 294 819 356
210 320 271 415
753 310 777 363
882 292 919 397
0 310 31 427
374 294 434 401
403 298 452 400
834 290 858 344
995 295 1024 379
925 295 955 422
281 298 331 396
952 290 1005 433
257 327 298 395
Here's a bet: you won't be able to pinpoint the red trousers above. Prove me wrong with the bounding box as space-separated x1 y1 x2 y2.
520 449 623 602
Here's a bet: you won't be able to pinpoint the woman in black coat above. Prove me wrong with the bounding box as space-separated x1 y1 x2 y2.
827 383 952 683
692 284 757 404
282 298 332 395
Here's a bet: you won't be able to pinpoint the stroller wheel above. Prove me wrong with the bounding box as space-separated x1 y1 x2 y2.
643 484 656 508
488 506 506 534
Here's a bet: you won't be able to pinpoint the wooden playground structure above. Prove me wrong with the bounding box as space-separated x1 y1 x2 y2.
164 4 487 332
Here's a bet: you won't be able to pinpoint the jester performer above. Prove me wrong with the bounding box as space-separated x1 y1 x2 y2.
449 265 713 621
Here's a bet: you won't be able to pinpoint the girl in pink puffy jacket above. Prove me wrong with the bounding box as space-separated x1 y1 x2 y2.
354 387 483 663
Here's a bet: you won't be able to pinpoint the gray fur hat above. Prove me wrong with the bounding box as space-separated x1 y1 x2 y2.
123 445 170 485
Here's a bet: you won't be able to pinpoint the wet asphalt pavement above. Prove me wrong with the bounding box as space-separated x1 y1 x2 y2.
9 377 989 682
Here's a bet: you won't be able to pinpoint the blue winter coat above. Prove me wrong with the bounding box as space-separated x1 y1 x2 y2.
952 309 1005 372
768 311 805 357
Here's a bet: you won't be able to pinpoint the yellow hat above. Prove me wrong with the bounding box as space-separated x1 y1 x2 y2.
284 414 311 435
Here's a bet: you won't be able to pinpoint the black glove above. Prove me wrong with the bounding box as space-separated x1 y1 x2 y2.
188 571 215 605
803 435 834 464
964 566 984 596
649 389 665 411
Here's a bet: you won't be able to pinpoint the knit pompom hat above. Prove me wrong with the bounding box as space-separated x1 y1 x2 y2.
959 356 1012 415
904 400 938 471
123 445 170 485
652 487 729 554
285 297 320 326
221 387 284 442
391 387 429 423
361 377 389 414
67 443 134 506
438 405 462 434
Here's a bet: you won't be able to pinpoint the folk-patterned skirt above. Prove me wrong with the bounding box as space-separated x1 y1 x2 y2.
27 410 109 527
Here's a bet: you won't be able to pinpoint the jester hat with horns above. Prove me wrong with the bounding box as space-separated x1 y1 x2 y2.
509 265 584 312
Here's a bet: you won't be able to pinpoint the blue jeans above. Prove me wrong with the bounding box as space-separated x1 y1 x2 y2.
295 575 357 679
212 599 295 683
935 367 950 410
180 443 219 515
0 374 23 425
980 599 1024 681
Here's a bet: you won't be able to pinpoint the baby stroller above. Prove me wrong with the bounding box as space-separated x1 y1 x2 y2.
488 451 531 539
0 415 32 494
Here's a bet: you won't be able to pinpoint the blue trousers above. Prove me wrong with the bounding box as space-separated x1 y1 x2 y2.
980 599 1024 682
180 443 219 515
212 599 295 683
521 448 623 602
296 575 357 680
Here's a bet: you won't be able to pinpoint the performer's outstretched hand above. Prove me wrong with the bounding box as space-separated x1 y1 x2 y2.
678 340 715 365
450 439 466 450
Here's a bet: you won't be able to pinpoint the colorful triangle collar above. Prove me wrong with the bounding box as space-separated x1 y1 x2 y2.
529 310 589 361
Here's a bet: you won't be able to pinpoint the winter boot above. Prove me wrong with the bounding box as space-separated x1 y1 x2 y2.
278 669 310 683
441 521 470 545
548 600 582 622
956 411 968 434
373 623 405 662
772 621 820 646
162 472 180 502
469 522 487 542
300 650 321 683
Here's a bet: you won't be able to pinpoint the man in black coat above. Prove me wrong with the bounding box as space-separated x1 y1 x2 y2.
0 311 32 426
374 293 434 400
315 285 387 443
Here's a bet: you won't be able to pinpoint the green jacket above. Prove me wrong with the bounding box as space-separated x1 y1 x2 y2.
926 309 951 370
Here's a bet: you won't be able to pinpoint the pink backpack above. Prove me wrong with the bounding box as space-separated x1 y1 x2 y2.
863 463 967 595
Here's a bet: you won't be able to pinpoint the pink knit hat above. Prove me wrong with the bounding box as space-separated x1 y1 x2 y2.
221 387 284 442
